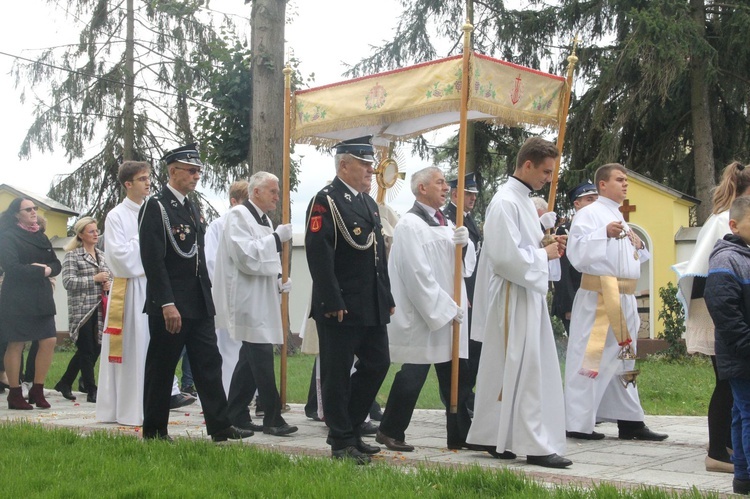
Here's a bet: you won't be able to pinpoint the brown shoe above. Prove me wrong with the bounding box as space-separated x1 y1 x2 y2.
375 430 414 452
705 456 733 473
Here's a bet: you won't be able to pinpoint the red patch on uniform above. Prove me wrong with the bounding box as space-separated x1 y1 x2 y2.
310 215 322 232
312 203 327 214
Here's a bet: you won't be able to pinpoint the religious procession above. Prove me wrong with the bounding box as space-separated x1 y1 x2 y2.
1 2 749 497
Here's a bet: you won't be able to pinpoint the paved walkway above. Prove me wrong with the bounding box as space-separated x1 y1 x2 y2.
0 390 734 495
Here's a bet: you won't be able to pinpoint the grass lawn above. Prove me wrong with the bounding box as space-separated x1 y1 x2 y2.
0 423 717 498
43 347 713 415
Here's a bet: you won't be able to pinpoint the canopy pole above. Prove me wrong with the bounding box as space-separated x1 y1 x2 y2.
547 35 579 213
451 21 473 414
280 64 293 407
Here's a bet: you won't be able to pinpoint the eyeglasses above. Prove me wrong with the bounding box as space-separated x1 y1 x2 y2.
20 206 39 213
174 166 202 176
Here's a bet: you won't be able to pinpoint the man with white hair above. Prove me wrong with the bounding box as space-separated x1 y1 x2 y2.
376 167 474 452
214 171 297 436
203 180 249 394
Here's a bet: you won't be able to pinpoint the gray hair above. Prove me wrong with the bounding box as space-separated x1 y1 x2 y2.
531 196 548 212
248 171 279 192
334 153 348 173
410 167 443 196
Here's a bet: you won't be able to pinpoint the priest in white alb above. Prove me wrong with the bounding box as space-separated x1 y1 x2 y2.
204 180 248 395
375 167 474 452
564 163 667 442
213 171 297 436
466 137 571 469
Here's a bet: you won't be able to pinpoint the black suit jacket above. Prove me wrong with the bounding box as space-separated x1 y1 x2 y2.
305 177 394 326
551 222 581 320
138 186 214 318
442 202 482 300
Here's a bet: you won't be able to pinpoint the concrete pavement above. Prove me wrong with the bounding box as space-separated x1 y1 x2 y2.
0 389 734 495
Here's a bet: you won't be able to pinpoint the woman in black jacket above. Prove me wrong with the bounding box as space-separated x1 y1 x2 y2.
0 197 61 409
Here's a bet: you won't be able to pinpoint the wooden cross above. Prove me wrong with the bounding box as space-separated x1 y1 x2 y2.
620 199 637 222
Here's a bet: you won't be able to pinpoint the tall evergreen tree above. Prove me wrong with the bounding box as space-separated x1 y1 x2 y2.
13 0 237 222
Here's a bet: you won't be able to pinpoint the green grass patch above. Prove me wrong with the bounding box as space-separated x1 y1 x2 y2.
0 423 718 498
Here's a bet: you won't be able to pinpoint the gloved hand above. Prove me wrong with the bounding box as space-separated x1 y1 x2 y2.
274 223 293 243
453 305 465 324
539 211 557 230
277 277 293 294
452 226 469 247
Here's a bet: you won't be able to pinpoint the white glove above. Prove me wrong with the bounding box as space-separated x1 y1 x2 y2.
452 226 469 247
274 223 293 243
539 211 557 230
277 277 293 294
453 305 465 324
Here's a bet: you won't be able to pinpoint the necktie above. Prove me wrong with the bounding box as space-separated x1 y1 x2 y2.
435 209 446 226
260 214 270 227
183 197 195 222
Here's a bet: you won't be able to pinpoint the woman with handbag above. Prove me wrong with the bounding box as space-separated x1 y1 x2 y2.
55 217 111 403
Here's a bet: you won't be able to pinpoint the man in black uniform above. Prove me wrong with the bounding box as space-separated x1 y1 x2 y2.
551 180 598 333
304 136 394 464
442 173 482 410
138 143 253 442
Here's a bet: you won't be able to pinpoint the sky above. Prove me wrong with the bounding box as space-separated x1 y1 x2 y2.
0 0 449 231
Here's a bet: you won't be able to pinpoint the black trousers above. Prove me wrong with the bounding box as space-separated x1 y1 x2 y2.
380 359 472 447
317 322 390 450
226 342 285 428
60 311 101 391
143 315 230 438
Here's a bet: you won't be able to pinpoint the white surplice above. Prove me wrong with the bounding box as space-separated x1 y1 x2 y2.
96 198 151 426
387 213 471 364
466 178 567 457
213 204 283 344
564 197 650 432
672 211 729 355
205 213 241 394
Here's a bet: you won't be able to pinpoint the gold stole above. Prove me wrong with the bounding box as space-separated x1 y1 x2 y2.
578 274 637 378
104 277 128 363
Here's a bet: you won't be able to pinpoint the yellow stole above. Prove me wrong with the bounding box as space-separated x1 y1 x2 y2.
578 274 637 378
104 277 128 363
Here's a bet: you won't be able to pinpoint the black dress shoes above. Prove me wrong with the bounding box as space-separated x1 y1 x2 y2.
375 430 415 452
618 426 668 441
86 388 97 403
356 439 381 455
369 406 384 422
358 420 378 436
734 478 750 495
236 421 264 432
263 423 299 436
566 430 605 440
211 425 255 442
332 446 371 465
169 393 196 409
488 449 517 460
54 382 76 401
527 453 573 468
305 412 324 422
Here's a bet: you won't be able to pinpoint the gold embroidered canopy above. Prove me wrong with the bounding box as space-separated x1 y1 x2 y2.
292 52 567 146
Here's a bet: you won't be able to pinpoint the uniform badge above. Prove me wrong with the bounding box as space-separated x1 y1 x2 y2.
185 227 191 234
344 193 352 202
310 215 322 233
171 200 179 208
180 233 186 241
353 227 362 236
